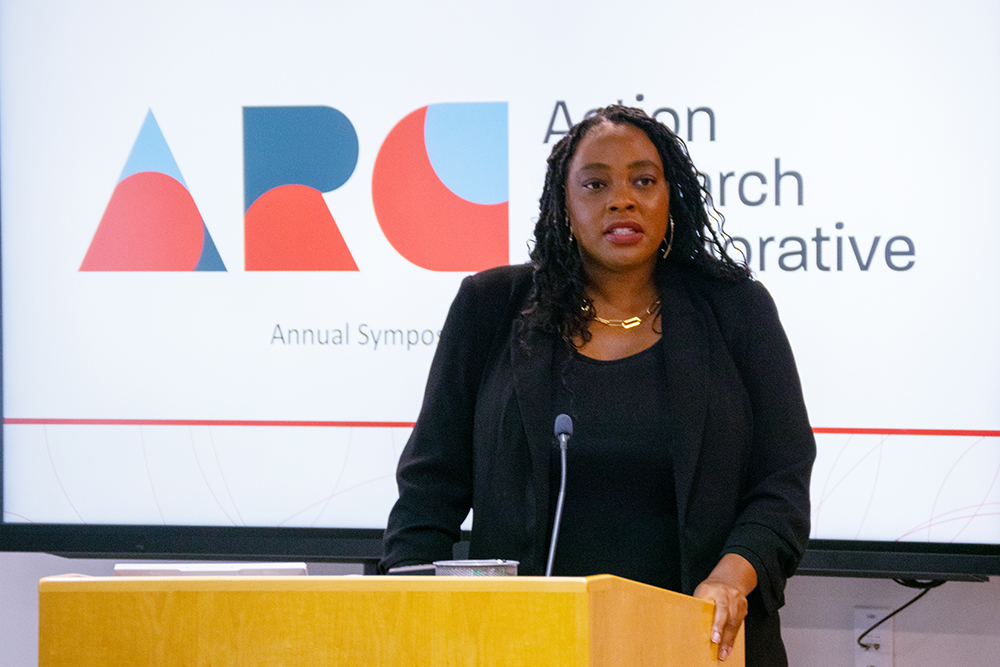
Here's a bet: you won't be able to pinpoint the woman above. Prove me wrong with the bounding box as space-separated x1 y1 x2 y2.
380 105 815 666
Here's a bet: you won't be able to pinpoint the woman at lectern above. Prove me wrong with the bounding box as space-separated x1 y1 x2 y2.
380 105 815 667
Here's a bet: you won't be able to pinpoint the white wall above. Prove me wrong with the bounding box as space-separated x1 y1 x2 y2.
782 573 1000 666
3 551 996 666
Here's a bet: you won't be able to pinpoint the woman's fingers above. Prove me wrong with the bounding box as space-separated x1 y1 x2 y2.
693 579 748 662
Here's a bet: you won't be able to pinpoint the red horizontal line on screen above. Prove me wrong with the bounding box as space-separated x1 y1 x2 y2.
3 418 417 428
812 427 1000 437
3 419 998 437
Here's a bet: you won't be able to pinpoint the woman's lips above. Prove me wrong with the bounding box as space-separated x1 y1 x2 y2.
604 222 644 244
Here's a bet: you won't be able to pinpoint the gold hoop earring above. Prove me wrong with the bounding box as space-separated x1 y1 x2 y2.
565 212 575 243
662 217 674 259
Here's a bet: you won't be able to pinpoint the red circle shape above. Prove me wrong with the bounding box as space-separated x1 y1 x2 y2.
80 172 205 271
372 106 508 272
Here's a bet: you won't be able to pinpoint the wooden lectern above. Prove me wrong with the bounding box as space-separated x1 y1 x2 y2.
39 574 744 666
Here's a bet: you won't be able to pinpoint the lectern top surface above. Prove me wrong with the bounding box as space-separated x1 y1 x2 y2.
39 573 610 594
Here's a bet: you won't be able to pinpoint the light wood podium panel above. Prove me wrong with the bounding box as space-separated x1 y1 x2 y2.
39 574 744 667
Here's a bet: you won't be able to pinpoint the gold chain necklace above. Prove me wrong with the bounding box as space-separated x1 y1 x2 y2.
586 298 661 330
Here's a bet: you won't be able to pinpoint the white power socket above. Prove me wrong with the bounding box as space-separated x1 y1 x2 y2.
854 607 893 667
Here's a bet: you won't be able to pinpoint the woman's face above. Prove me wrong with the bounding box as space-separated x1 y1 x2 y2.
565 121 670 279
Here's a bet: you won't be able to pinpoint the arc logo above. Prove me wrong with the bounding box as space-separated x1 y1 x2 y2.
82 103 508 273
372 103 508 271
80 110 226 271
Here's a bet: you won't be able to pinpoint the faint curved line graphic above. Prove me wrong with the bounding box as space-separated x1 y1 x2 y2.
813 434 887 532
928 437 984 541
951 450 1000 543
855 434 887 539
189 425 238 525
813 433 855 534
43 424 86 523
208 425 245 526
899 501 1000 536
309 426 354 527
390 426 407 459
279 474 397 527
897 506 1000 540
138 425 166 524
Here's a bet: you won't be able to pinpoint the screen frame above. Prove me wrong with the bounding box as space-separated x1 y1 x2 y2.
797 539 999 581
2 523 999 581
0 522 386 565
2 0 998 584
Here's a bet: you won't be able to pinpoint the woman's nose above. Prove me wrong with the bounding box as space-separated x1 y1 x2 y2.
608 186 636 211
608 193 635 211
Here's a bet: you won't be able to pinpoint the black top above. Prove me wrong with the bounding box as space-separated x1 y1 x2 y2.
381 264 816 667
550 339 682 592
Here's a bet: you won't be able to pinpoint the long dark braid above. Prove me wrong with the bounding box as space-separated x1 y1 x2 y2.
520 105 750 346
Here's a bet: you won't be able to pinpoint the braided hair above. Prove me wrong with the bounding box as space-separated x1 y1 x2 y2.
520 105 750 346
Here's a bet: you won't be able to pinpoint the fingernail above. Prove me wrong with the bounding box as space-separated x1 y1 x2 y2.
712 631 721 644
719 645 730 661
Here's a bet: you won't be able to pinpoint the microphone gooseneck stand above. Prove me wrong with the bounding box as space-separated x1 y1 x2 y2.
545 413 573 577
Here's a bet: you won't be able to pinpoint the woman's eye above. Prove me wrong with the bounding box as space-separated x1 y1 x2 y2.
636 176 656 186
583 180 605 190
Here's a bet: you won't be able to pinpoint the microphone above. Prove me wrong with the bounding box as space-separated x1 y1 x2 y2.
545 414 573 576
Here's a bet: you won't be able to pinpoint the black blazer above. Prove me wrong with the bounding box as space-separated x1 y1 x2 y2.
381 263 815 666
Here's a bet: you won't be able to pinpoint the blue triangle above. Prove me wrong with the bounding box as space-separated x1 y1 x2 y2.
118 109 188 187
194 222 227 271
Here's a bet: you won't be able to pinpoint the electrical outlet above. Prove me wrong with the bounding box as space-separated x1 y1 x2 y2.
854 607 893 667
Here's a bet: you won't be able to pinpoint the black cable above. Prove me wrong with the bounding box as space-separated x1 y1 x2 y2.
856 579 946 650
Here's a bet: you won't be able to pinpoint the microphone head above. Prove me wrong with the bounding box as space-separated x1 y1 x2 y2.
554 413 573 438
